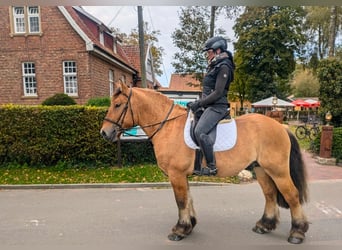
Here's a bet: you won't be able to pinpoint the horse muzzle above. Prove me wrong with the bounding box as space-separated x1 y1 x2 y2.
100 127 119 142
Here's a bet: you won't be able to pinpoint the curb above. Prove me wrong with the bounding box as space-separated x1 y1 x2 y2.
0 181 232 190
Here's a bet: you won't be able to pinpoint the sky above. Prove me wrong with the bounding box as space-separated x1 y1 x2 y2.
82 6 236 87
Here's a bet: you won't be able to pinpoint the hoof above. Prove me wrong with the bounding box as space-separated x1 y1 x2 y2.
252 225 268 234
288 236 304 244
168 233 184 241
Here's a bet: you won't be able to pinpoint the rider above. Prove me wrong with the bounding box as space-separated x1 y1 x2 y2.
188 36 235 176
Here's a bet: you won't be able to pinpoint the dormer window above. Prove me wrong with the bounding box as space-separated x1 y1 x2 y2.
99 30 104 45
11 6 41 35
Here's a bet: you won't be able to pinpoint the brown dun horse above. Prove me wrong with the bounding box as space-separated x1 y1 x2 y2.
100 81 309 244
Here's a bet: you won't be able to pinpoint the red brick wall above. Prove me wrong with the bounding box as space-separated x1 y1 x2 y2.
0 6 134 105
89 54 134 97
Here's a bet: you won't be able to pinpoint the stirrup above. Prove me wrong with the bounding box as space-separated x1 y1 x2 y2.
193 167 217 176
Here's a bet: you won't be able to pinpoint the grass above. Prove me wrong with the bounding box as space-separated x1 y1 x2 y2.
0 163 240 185
0 125 310 186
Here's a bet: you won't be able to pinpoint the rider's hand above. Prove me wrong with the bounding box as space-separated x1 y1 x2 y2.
187 101 201 112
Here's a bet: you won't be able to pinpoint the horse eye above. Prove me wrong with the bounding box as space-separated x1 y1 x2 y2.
114 103 121 108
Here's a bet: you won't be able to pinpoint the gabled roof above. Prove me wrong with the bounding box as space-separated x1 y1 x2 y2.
121 44 147 74
252 96 295 107
58 6 137 74
167 74 202 92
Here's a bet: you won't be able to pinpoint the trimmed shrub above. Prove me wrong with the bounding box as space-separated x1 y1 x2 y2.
86 97 111 107
42 93 76 106
0 105 155 167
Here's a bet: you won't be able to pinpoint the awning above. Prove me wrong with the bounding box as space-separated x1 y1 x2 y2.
252 96 295 107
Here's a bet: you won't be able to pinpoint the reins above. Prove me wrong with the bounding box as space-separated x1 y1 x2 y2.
104 87 186 141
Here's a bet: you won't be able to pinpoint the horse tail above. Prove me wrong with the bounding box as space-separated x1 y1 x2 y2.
277 130 309 209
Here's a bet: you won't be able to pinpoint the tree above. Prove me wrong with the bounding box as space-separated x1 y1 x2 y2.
114 22 164 77
304 6 342 59
229 50 250 109
328 6 340 57
290 67 320 97
171 6 212 82
317 59 342 126
172 6 239 83
233 6 307 102
209 6 242 37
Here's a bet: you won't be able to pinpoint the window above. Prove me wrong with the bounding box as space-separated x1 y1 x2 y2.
109 70 114 97
12 6 41 34
28 6 40 33
22 62 37 96
63 61 78 96
99 30 104 45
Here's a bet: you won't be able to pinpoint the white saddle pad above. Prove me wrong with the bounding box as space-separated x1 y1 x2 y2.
184 113 237 152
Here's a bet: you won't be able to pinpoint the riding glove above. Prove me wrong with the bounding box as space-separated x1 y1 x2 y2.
187 101 201 112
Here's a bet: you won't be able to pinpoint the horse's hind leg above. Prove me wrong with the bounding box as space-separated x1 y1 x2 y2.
271 175 309 244
253 167 280 234
168 173 196 241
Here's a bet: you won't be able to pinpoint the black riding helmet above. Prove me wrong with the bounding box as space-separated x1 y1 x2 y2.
202 36 227 52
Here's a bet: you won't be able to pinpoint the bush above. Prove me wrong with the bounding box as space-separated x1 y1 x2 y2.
42 93 76 106
0 105 155 167
86 97 111 107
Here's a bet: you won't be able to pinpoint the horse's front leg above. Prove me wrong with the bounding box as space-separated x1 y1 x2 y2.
168 173 197 241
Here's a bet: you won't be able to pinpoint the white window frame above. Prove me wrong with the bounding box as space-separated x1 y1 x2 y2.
12 6 41 35
22 62 37 96
28 6 40 33
109 69 114 97
63 61 78 96
13 7 25 33
99 30 104 45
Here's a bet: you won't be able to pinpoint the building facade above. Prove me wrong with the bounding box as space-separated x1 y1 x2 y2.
0 6 143 105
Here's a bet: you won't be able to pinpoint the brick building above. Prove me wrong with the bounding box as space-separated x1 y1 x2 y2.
0 6 156 105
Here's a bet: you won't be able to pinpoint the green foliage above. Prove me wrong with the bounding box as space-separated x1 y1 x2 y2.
332 127 342 162
86 97 111 107
118 22 164 77
304 7 342 59
42 93 76 106
290 68 320 97
171 6 212 82
233 6 307 102
317 58 342 127
0 105 156 166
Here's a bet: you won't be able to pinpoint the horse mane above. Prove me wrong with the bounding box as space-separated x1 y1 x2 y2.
133 87 186 110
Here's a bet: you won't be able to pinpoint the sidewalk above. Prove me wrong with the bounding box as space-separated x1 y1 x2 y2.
302 150 342 181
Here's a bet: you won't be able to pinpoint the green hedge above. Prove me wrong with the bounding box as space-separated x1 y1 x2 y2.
0 105 155 167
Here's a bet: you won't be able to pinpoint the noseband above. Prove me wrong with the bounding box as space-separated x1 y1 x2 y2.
103 87 183 140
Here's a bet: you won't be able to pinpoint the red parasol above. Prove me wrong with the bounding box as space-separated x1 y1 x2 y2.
291 99 311 107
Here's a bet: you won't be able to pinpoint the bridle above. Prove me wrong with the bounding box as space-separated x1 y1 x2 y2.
103 87 185 140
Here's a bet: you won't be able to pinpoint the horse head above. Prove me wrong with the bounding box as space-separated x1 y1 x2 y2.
100 80 135 142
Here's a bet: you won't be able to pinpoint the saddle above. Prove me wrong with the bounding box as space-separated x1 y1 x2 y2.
184 110 237 175
184 110 237 152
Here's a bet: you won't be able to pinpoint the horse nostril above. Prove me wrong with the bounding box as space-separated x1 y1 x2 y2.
100 129 107 138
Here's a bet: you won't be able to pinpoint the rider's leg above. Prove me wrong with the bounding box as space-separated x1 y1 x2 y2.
193 107 224 175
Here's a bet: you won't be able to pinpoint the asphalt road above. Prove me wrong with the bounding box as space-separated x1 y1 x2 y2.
1 180 341 250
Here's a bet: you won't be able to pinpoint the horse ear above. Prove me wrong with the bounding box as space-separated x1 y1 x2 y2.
113 80 129 96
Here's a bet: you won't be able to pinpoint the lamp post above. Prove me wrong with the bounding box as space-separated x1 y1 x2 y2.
318 110 335 165
325 111 332 126
272 96 278 111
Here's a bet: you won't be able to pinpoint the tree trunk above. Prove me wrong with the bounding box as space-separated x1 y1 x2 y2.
210 6 216 37
328 6 338 58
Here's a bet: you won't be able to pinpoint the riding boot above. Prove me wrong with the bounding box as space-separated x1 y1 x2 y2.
196 133 217 176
